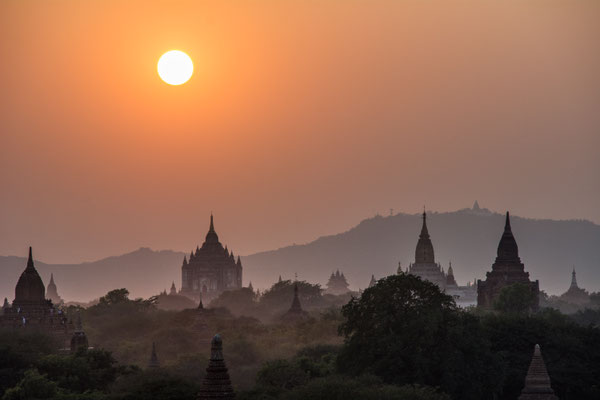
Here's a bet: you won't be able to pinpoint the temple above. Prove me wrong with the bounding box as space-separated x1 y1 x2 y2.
559 268 589 305
518 344 558 400
407 211 447 290
197 334 235 400
46 273 63 305
281 283 308 321
70 312 89 352
368 275 376 288
405 212 476 303
325 270 350 295
180 215 243 303
0 247 73 347
477 212 539 310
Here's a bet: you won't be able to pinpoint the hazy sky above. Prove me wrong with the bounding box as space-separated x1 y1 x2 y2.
1 0 599 263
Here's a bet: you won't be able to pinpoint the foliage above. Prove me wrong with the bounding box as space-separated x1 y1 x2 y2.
338 274 503 399
36 349 119 393
259 280 324 316
0 331 58 395
94 289 155 311
210 288 258 316
108 369 201 400
570 308 600 328
481 309 600 400
493 283 538 315
2 369 58 400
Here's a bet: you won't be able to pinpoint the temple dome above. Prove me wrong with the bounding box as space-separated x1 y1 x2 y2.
14 247 46 304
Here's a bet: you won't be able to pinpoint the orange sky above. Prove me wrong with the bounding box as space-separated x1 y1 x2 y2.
1 0 599 263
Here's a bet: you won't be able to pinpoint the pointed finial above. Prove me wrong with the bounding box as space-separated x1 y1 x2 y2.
27 246 34 269
210 213 215 231
50 273 55 284
505 211 511 230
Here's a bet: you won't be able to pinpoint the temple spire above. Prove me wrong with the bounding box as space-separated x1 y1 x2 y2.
26 246 35 270
570 267 578 289
415 210 435 264
205 214 220 244
197 334 235 399
369 274 376 288
49 273 55 285
289 283 303 312
496 211 520 262
518 344 558 399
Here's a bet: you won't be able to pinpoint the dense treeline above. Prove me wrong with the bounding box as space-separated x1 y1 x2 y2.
1 276 599 399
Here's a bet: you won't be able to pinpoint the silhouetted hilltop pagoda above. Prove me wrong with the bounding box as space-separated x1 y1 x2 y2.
478 212 540 310
148 342 160 368
325 270 350 295
0 247 73 347
559 268 589 305
197 334 235 400
519 344 558 400
181 215 243 303
368 275 376 288
46 273 63 305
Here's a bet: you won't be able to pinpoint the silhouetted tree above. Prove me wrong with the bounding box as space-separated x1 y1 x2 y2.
338 274 503 400
493 283 538 315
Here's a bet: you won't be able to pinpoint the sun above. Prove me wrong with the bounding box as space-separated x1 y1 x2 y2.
157 50 193 85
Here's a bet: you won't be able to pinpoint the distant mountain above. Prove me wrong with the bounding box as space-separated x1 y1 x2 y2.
2 206 599 303
0 248 185 302
242 207 600 295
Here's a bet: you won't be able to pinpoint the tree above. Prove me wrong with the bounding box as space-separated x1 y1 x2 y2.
210 287 257 316
338 273 503 400
493 283 537 315
259 280 323 315
98 289 131 306
2 369 57 400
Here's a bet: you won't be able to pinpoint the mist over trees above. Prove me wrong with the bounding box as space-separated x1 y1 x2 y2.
2 273 600 399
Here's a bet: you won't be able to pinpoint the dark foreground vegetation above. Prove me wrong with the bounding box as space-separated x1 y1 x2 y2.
1 276 599 399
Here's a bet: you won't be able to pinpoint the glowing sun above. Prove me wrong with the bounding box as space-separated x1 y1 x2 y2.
157 50 193 85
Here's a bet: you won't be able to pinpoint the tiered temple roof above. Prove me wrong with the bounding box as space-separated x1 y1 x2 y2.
477 213 539 310
197 334 235 400
407 211 447 290
0 247 73 348
70 312 88 352
181 215 243 302
446 262 458 287
518 344 558 400
46 273 63 305
560 268 589 305
325 270 350 295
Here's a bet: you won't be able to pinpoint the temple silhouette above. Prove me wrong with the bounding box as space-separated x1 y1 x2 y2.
477 212 540 310
180 215 243 303
404 211 477 303
0 247 76 349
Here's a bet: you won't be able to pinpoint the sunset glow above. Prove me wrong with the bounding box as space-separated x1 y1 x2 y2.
157 50 193 85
